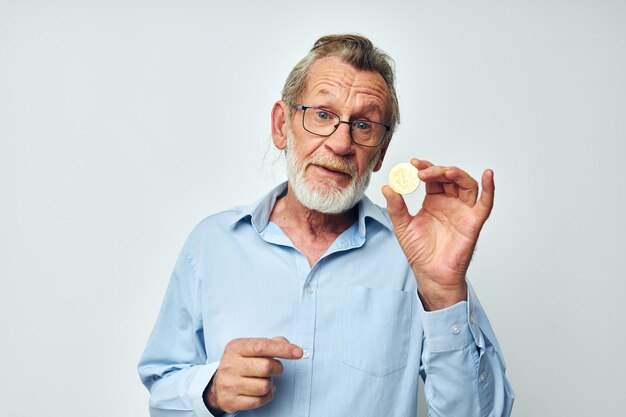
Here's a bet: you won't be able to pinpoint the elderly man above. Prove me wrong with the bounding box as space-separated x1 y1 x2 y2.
138 34 514 417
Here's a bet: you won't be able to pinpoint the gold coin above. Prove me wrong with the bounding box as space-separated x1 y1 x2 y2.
388 162 421 194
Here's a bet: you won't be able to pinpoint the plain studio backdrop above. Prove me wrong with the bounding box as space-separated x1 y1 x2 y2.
1 1 625 416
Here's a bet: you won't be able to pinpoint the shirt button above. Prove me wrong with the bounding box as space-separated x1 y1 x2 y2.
451 325 461 335
469 313 476 324
305 285 314 294
302 347 310 359
479 373 487 383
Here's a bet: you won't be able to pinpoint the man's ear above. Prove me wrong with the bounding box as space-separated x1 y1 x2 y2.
373 135 392 172
271 101 289 150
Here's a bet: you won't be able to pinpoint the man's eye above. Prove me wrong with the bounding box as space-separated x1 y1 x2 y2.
316 111 330 120
354 121 371 130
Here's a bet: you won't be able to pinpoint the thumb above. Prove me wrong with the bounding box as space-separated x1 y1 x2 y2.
382 185 412 235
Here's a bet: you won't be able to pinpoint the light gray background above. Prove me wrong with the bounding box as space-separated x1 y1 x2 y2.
1 1 625 416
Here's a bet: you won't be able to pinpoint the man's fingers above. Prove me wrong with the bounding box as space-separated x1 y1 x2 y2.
411 158 433 170
418 165 448 182
476 169 495 217
228 386 276 412
242 357 284 377
236 338 303 359
237 376 275 397
442 183 458 198
419 166 478 205
446 168 479 204
419 166 477 189
425 181 445 195
382 184 412 235
215 337 292 412
271 336 289 343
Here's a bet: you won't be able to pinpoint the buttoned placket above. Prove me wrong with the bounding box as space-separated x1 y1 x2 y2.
290 251 317 417
260 219 365 417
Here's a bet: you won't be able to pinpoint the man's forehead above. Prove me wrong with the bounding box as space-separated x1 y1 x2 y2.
303 57 389 111
312 88 385 114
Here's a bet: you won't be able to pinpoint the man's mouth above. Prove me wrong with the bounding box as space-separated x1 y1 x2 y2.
311 163 353 177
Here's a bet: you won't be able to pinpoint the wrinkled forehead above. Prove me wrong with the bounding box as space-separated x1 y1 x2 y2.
301 57 390 117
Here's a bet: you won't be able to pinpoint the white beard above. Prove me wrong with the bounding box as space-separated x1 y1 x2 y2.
285 127 380 214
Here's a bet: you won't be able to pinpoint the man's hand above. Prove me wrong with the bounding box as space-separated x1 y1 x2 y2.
382 158 495 311
205 336 303 415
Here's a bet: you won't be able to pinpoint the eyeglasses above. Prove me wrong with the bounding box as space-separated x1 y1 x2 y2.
290 103 390 148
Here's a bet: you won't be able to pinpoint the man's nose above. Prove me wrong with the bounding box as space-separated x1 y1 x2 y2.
325 121 354 155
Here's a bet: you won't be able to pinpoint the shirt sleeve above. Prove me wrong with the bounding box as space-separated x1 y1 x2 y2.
418 281 515 417
137 244 225 417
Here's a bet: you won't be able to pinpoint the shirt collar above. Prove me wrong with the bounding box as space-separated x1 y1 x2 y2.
228 181 393 235
356 190 393 235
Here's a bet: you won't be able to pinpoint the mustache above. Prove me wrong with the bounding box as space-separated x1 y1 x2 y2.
305 154 356 176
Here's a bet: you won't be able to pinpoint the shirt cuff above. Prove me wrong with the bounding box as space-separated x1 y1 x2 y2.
466 283 486 353
186 361 223 417
418 285 488 353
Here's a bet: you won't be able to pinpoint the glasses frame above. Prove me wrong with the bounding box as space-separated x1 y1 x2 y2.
290 103 391 148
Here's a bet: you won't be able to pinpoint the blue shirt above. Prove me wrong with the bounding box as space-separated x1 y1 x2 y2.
138 182 514 417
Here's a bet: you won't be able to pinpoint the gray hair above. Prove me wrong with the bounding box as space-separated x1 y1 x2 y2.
281 34 400 137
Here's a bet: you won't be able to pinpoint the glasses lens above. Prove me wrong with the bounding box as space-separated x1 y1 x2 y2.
351 120 387 147
303 108 339 136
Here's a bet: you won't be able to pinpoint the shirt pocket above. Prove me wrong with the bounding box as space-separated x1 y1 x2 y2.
342 285 412 377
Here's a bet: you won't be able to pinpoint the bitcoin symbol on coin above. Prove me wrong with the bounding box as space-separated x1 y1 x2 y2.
388 162 421 194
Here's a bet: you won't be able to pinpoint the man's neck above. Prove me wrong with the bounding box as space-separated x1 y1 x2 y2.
269 185 358 266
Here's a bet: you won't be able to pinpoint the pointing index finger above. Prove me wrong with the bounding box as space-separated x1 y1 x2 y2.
239 338 303 359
